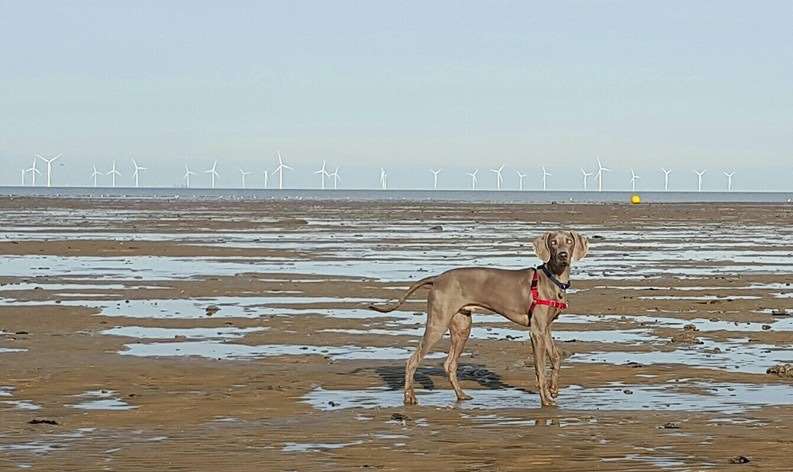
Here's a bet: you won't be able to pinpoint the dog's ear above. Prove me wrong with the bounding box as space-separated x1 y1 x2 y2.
532 233 552 262
570 231 589 262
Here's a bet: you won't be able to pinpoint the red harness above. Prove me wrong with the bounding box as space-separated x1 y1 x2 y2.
528 268 569 316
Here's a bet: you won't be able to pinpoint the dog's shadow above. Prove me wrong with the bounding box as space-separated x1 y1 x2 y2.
351 364 532 393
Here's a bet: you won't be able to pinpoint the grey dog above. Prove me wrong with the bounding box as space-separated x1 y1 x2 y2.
370 231 589 406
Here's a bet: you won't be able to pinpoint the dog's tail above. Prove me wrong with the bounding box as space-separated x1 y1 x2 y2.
369 276 436 313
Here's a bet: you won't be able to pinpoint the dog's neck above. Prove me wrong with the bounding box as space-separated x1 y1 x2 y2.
545 260 571 284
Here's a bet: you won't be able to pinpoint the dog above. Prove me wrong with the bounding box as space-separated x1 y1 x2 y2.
370 231 589 406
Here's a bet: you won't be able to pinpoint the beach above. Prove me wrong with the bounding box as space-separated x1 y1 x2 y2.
2 197 793 470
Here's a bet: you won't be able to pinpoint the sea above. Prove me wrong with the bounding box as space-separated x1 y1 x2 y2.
1 186 792 204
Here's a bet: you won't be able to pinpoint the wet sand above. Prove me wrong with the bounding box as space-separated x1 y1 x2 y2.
2 197 793 470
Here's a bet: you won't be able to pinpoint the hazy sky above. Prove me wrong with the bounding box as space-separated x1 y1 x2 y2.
1 1 791 190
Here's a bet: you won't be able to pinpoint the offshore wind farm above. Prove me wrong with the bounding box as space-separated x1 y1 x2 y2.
7 153 785 201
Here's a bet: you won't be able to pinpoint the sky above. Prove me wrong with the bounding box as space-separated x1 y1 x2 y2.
1 1 792 191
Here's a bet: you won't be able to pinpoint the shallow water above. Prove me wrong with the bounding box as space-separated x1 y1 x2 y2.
0 348 27 354
281 441 364 453
571 338 793 374
119 341 445 361
320 327 658 345
101 326 267 340
303 381 793 413
5 242 793 285
637 295 761 300
601 453 692 469
599 283 793 291
68 390 137 411
0 294 379 319
1 400 42 411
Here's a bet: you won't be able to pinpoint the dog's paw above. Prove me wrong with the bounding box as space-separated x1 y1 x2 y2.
404 391 417 405
541 399 558 408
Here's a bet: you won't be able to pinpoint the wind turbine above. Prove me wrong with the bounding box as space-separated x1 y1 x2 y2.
541 166 551 191
380 168 388 190
26 158 41 186
205 161 219 189
314 160 330 189
239 168 251 189
661 168 671 191
630 169 640 192
467 169 479 190
273 152 292 189
694 170 706 192
330 167 341 189
490 165 504 190
20 168 26 185
90 165 101 187
430 169 441 190
131 158 146 188
37 153 61 187
515 170 526 191
263 170 269 189
107 161 121 187
694 169 706 192
183 165 196 188
724 171 735 192
595 157 610 192
580 168 593 191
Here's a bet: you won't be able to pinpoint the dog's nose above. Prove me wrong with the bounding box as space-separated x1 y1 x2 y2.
558 251 569 259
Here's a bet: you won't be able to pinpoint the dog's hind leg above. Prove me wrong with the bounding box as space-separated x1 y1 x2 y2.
403 294 455 405
444 310 473 401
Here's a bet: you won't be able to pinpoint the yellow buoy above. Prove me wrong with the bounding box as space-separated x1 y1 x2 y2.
631 194 641 204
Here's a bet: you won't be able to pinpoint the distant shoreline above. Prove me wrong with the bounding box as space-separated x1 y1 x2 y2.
0 186 791 204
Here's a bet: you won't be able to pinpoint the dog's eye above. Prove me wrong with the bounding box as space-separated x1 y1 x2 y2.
550 240 557 245
566 239 572 244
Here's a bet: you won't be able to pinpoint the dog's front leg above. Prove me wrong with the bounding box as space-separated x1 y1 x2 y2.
529 323 554 407
546 329 562 399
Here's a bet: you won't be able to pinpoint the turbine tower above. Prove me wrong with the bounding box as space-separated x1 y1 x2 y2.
107 161 121 187
630 169 640 192
515 170 526 191
724 171 735 192
330 167 341 189
314 160 330 189
263 170 269 189
541 166 551 191
580 168 593 191
205 161 219 189
131 158 146 188
430 169 441 190
490 165 504 190
183 165 196 188
20 168 25 185
694 170 706 192
467 169 479 190
595 157 610 192
239 168 251 189
37 153 61 187
90 165 101 187
26 158 41 186
273 152 292 189
380 168 388 190
661 168 671 191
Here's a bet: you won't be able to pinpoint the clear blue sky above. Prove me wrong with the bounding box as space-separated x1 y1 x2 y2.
1 1 791 190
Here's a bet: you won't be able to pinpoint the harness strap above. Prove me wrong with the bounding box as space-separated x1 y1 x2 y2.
528 268 568 316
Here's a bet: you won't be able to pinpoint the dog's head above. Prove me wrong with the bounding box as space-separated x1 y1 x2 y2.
533 231 589 267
